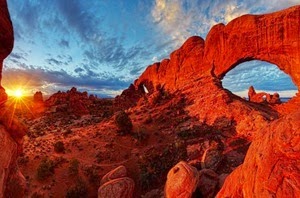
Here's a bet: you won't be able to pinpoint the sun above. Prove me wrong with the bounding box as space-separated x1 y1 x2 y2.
13 89 24 98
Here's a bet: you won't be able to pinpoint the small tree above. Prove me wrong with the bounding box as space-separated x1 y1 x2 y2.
114 111 133 135
36 158 55 180
54 141 65 153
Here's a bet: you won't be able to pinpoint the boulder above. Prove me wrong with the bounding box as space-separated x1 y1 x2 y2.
165 161 199 198
98 177 135 198
98 166 135 198
197 169 219 198
100 165 127 185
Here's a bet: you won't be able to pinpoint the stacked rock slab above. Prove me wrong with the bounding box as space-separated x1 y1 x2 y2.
98 165 135 198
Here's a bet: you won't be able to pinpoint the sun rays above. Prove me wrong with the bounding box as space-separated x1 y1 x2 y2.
0 87 34 128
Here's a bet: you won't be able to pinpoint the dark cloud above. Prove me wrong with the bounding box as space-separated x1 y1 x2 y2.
45 58 64 66
2 67 131 93
74 68 84 73
9 52 28 61
59 39 69 48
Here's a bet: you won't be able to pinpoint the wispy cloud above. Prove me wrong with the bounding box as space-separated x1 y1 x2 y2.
222 60 298 93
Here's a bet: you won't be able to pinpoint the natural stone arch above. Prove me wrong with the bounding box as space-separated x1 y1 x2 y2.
204 6 300 90
222 60 297 100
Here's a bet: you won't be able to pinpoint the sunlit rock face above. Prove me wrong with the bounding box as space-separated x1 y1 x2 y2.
0 0 13 103
217 111 300 198
116 5 300 138
165 161 199 198
135 6 300 92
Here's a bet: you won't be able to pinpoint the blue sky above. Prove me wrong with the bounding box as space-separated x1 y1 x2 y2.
2 0 299 97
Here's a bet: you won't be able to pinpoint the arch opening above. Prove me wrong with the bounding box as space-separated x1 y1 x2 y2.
222 60 298 103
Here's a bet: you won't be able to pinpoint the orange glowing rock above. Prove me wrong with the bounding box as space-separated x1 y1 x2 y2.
165 161 199 198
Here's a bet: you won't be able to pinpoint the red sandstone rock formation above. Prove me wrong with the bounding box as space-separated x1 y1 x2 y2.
131 5 300 105
33 91 43 103
32 91 45 114
116 5 300 198
248 86 281 104
0 0 13 104
217 111 300 197
100 165 127 185
0 0 27 196
118 5 300 138
45 87 90 116
98 166 135 198
165 161 199 198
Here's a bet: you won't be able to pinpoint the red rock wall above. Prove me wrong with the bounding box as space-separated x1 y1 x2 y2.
0 0 13 102
217 111 300 197
135 36 205 92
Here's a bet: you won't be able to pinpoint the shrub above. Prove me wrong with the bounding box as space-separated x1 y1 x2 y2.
114 111 133 135
132 128 148 143
69 158 80 176
138 141 187 190
83 165 100 184
63 129 73 137
54 141 65 153
36 157 55 180
66 177 88 198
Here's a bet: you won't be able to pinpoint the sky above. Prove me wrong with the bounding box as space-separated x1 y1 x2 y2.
2 0 300 97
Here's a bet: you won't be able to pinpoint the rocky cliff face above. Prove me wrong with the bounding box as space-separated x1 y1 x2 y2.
217 111 300 197
0 0 13 103
0 0 27 197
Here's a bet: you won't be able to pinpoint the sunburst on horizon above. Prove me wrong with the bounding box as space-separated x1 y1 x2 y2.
13 89 24 98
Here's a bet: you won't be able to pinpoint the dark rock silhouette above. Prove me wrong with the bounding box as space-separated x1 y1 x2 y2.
0 0 13 104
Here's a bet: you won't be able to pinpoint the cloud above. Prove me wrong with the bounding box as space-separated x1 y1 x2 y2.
45 58 64 66
59 39 69 48
150 0 300 49
9 52 28 61
2 67 131 97
222 60 298 92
